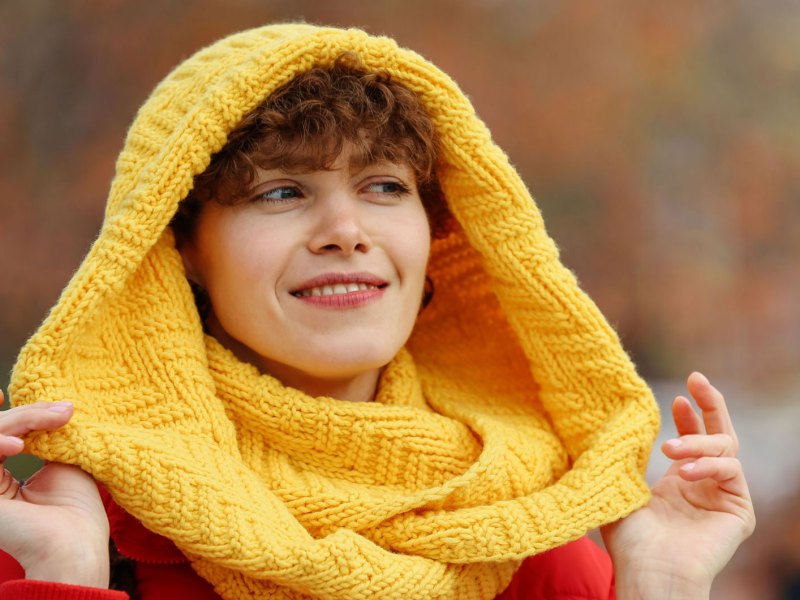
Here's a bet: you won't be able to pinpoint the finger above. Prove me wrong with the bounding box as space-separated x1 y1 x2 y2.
0 435 25 460
0 468 20 499
0 402 74 439
662 433 737 460
672 395 704 436
679 457 751 498
23 463 100 498
687 372 738 448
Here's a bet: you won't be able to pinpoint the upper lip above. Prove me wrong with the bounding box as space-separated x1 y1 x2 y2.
290 272 388 294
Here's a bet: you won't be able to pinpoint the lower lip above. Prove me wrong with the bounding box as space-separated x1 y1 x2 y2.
293 288 386 309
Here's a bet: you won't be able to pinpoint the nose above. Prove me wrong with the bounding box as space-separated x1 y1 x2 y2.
307 194 372 256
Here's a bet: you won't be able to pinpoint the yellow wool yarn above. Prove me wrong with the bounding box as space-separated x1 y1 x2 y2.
11 24 660 599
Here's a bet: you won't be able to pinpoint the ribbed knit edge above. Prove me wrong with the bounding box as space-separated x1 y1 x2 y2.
0 580 127 600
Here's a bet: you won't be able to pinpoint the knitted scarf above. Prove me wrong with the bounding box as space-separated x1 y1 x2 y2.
11 24 660 599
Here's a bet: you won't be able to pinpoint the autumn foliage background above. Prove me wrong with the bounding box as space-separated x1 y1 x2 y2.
1 1 799 597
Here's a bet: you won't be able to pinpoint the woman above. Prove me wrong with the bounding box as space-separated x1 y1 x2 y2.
0 24 754 599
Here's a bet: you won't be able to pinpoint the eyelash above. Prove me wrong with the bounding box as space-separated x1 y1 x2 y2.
364 181 411 197
250 186 302 204
252 180 411 204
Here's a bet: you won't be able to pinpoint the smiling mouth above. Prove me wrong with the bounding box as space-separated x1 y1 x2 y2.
292 282 385 298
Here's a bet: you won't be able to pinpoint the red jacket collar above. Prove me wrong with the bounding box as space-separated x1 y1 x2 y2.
99 483 188 564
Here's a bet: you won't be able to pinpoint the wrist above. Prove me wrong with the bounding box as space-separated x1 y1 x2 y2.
613 568 712 600
603 522 715 600
24 540 109 588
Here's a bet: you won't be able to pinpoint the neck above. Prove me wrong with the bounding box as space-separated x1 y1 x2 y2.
260 363 382 403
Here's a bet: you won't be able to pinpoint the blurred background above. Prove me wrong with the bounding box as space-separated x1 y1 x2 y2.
1 0 798 597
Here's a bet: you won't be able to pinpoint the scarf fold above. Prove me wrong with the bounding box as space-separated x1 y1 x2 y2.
11 24 660 599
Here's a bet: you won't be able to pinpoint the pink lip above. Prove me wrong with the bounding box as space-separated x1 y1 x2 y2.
290 272 388 310
291 272 388 293
296 288 386 309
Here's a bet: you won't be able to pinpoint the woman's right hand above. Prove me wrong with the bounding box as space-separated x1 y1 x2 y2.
0 391 109 588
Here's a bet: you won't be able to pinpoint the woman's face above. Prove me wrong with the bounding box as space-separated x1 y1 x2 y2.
180 149 431 394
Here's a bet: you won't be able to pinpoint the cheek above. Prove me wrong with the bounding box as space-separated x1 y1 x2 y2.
199 226 284 304
411 237 431 280
408 213 432 274
386 211 431 290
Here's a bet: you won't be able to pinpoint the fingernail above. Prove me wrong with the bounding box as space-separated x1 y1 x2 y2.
665 438 682 449
681 462 697 472
47 402 73 413
694 372 709 385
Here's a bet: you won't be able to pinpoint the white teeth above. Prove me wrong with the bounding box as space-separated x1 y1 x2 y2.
297 283 379 297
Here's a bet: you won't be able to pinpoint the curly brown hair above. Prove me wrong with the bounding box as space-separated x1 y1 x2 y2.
172 53 452 241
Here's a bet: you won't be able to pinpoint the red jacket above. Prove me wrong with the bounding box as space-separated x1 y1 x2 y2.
0 488 616 599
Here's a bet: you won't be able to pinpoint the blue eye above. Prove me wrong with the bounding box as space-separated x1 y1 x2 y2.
365 181 410 196
255 186 301 203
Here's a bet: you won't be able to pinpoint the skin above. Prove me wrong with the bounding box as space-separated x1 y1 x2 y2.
180 153 431 402
0 155 755 594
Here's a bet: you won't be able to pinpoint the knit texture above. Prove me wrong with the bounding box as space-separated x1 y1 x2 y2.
11 24 660 600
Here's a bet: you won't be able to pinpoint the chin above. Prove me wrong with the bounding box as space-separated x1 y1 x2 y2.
301 346 399 380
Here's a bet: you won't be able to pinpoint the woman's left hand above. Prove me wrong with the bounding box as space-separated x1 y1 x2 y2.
602 372 756 599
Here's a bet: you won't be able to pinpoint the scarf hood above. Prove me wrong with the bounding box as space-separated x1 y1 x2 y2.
11 23 660 599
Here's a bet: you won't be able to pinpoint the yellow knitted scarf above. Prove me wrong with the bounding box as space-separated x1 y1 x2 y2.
11 24 660 599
